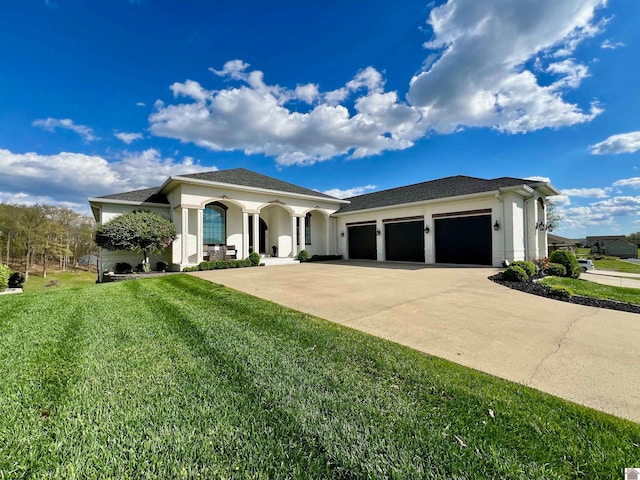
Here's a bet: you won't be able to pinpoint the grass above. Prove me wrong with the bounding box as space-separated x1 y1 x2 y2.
540 276 640 305
1 275 639 479
592 258 640 274
21 269 97 293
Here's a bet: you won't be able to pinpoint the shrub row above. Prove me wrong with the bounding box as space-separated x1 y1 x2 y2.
196 259 254 271
502 252 581 283
113 261 169 274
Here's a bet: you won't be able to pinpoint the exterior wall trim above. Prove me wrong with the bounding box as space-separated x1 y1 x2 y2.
432 208 492 219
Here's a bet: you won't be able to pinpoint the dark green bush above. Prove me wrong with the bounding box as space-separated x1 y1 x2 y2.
8 271 25 288
114 262 132 274
544 262 566 277
155 261 169 272
182 266 199 272
502 265 528 282
549 250 580 278
249 252 260 266
0 264 10 291
198 259 254 271
297 250 309 262
511 260 535 277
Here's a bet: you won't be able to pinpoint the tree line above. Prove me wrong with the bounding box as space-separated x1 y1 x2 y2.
0 203 96 280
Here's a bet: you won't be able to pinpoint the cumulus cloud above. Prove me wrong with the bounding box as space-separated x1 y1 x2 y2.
548 194 570 206
590 131 640 154
407 0 604 134
33 117 98 142
114 131 144 144
322 184 377 199
0 148 210 210
148 1 607 166
561 187 609 198
612 177 640 189
150 63 424 166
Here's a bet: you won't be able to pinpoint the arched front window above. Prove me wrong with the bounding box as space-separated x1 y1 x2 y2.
203 202 227 245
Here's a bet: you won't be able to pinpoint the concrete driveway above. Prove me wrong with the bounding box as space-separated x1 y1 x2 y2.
193 261 640 423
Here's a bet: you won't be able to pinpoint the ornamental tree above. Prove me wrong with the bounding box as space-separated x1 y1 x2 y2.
94 210 176 267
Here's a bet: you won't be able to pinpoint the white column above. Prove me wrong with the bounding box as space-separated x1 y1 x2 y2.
324 215 331 255
196 208 203 264
298 215 306 255
252 214 260 255
242 212 249 259
181 207 189 265
291 215 297 257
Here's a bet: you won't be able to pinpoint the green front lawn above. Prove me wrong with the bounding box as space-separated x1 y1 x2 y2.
593 258 640 274
540 276 640 305
1 275 638 478
21 269 97 293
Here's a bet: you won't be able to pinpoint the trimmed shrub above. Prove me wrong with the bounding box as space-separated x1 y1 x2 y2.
0 264 11 292
544 262 566 277
297 250 309 262
198 259 254 271
182 266 199 272
155 261 169 272
114 262 132 274
549 250 580 279
549 285 574 298
249 252 260 266
308 254 343 262
8 272 25 288
502 265 528 282
511 260 535 277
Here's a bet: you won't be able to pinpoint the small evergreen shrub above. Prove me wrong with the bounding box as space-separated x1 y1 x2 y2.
549 250 580 279
249 252 260 266
502 265 528 282
549 285 574 298
8 272 25 288
182 266 199 272
155 261 169 272
0 264 11 292
511 260 535 277
297 250 309 262
114 262 133 274
544 262 566 277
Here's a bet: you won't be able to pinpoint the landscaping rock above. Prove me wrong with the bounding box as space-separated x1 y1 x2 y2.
489 274 640 315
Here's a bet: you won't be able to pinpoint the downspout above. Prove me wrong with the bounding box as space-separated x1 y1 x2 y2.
495 191 506 265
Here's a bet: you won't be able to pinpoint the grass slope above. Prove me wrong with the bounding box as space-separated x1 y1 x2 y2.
540 276 640 305
22 270 97 293
1 275 638 479
593 259 640 274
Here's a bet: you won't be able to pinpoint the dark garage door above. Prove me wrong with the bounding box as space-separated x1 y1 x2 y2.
435 215 492 265
348 224 377 260
385 221 425 262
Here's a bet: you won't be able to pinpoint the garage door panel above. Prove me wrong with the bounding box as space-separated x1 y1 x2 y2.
348 224 377 260
385 221 425 262
435 215 492 265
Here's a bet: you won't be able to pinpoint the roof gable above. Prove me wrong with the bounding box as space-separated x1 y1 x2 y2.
337 175 543 213
176 168 339 200
94 187 169 204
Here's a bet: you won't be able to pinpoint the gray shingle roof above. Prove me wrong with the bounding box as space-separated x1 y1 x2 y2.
337 175 536 213
179 168 338 200
95 187 169 204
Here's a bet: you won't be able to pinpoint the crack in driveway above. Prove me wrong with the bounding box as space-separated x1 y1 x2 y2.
525 308 600 387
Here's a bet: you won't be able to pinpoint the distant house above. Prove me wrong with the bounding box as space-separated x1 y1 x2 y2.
586 235 638 258
547 234 577 256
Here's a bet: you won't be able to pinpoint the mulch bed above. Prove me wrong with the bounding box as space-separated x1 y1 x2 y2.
489 274 640 315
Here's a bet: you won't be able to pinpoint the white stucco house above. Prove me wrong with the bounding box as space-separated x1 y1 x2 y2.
88 168 559 279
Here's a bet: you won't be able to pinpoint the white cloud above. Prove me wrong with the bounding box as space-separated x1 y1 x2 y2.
150 65 424 166
33 117 98 142
114 131 144 144
601 39 624 49
590 131 640 155
0 148 211 210
147 0 608 166
136 102 146 107
407 0 605 134
612 177 640 189
562 187 609 198
323 184 377 199
548 194 570 206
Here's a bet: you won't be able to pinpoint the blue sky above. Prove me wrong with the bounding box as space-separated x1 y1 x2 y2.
1 0 639 238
